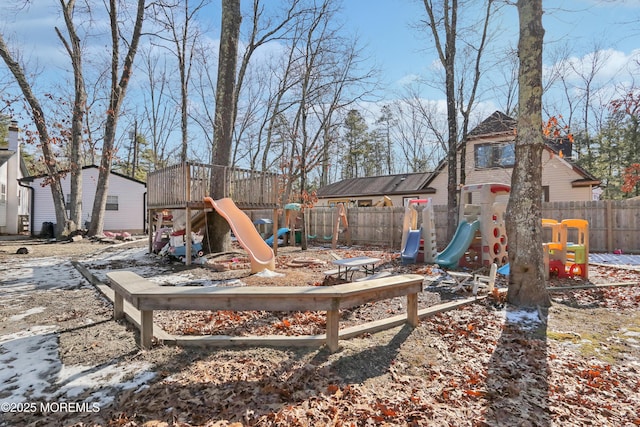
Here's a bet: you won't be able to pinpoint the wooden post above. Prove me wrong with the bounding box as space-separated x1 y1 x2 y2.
272 208 279 256
326 308 340 352
407 293 419 326
390 208 394 248
185 164 192 265
140 310 154 349
114 293 124 320
606 199 613 253
147 209 154 254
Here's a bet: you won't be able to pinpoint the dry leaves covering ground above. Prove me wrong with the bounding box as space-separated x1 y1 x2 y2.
108 276 640 427
1 239 639 426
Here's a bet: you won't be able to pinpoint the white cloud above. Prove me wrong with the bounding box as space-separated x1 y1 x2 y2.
396 73 421 87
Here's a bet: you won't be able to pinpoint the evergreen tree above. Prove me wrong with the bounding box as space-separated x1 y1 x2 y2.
342 109 370 178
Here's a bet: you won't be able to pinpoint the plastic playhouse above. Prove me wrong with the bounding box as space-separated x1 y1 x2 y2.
435 183 510 269
542 218 589 279
400 199 437 264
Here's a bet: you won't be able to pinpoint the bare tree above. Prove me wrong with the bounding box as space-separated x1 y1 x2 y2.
375 105 395 175
151 0 208 163
456 0 495 186
138 47 180 169
504 0 550 307
488 46 519 117
420 0 496 239
88 0 146 236
55 0 88 230
390 92 447 172
206 0 241 253
421 0 459 240
0 33 69 236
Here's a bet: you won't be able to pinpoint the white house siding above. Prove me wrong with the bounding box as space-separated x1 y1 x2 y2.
1 156 29 234
0 162 7 227
30 167 146 235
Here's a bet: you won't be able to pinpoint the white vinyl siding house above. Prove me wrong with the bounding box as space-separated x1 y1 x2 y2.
0 121 31 234
25 166 146 235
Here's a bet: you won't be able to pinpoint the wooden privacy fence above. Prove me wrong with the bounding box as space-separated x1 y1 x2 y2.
246 199 640 254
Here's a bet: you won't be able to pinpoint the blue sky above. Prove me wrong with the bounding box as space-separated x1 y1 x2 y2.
339 0 639 96
1 0 639 151
2 0 638 102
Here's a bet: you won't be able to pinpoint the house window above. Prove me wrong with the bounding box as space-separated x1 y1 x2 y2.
0 183 6 203
474 143 515 169
327 199 349 207
357 199 372 207
542 186 550 202
65 194 83 211
106 195 119 211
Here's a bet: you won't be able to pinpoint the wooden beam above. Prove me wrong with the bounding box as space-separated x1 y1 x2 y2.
172 334 325 348
547 282 638 292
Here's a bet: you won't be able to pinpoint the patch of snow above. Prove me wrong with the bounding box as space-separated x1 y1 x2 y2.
147 273 245 287
8 306 46 321
0 257 86 293
255 269 285 278
0 325 58 344
0 331 61 403
56 362 156 406
503 307 542 330
0 328 156 408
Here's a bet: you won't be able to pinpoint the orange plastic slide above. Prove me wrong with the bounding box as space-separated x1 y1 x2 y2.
203 197 276 273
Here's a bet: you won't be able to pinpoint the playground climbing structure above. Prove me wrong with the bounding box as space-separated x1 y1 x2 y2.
147 162 280 264
400 199 437 264
543 218 589 279
436 183 510 269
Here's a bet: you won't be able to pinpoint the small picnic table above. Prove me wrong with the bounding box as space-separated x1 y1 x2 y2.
331 256 381 281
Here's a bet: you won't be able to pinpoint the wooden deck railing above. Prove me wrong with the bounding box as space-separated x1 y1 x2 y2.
147 162 280 209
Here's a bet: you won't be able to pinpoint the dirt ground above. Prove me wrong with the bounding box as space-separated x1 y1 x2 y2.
1 236 639 426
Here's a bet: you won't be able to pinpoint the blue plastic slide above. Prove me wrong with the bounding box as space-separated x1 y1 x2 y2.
401 229 422 264
265 227 290 246
435 220 481 269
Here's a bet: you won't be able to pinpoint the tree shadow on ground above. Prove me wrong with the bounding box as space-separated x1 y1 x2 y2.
312 324 414 383
483 305 551 426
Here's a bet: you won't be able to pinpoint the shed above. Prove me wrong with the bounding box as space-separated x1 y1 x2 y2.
21 165 146 235
316 172 436 207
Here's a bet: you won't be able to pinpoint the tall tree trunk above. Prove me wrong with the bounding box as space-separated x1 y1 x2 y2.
422 0 458 240
207 0 241 253
88 0 146 236
458 0 493 188
56 0 88 231
0 34 69 237
505 0 550 307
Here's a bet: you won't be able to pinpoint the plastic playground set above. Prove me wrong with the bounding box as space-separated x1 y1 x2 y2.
131 176 598 352
399 182 590 281
111 166 602 352
150 177 590 286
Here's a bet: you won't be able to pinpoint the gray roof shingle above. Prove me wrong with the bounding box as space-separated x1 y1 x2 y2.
316 172 434 198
